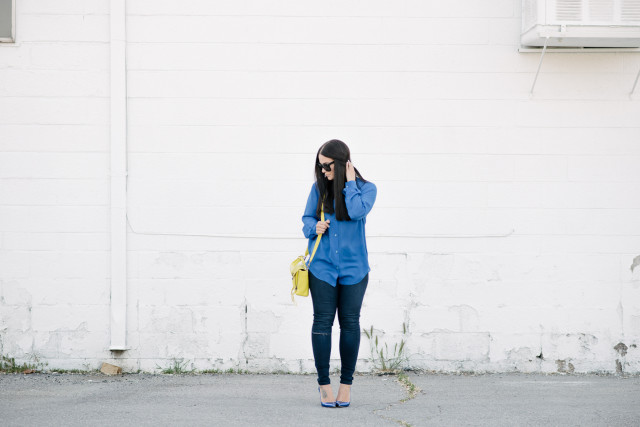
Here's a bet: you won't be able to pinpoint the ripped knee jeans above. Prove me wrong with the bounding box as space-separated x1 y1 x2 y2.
309 270 369 386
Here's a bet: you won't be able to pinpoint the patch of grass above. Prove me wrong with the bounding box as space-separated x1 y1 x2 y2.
227 368 250 374
157 358 195 374
363 323 409 374
198 368 250 374
270 369 293 375
397 372 421 402
0 354 47 374
48 368 98 374
373 371 420 427
1 355 34 373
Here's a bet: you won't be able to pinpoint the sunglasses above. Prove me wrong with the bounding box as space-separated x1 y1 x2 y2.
317 161 335 171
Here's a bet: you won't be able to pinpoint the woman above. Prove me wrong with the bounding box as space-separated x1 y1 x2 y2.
301 139 377 408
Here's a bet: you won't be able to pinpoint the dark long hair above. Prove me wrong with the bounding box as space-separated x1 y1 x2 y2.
314 139 368 221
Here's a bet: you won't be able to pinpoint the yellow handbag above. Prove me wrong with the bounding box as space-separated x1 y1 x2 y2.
290 205 325 302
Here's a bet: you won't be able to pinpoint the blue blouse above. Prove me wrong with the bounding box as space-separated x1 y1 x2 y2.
301 177 377 286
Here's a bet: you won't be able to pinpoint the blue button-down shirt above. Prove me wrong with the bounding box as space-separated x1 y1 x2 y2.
301 177 377 286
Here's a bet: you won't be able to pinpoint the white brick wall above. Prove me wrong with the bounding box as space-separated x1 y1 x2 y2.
1 0 639 374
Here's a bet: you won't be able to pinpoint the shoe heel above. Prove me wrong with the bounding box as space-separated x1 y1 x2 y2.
336 388 351 407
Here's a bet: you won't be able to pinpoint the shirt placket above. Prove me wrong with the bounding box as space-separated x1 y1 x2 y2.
330 219 339 268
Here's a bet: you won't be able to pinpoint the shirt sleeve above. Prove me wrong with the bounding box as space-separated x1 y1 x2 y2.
302 182 320 239
343 180 377 221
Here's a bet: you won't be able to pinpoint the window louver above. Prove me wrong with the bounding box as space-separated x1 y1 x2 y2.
522 0 640 47
622 0 640 21
555 0 583 21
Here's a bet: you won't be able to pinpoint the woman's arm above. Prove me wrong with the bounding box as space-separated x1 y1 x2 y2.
302 183 320 238
343 181 377 221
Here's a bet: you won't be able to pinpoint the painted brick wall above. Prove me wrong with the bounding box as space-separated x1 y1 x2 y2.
0 0 112 370
1 0 639 374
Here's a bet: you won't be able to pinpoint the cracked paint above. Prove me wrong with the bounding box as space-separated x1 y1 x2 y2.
556 359 575 373
614 342 628 357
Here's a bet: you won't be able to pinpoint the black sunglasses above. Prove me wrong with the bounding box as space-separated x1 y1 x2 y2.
317 161 335 171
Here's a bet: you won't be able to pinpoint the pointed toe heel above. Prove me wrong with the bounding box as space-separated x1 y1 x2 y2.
336 387 351 407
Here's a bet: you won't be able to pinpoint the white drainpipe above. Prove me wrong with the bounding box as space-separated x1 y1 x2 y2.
109 0 128 350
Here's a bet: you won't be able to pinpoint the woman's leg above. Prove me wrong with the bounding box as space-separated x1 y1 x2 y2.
309 271 338 386
336 273 369 385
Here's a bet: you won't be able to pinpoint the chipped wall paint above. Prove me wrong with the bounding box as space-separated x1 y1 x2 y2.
1 0 640 374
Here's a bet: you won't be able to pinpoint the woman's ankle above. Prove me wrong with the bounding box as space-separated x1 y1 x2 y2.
319 384 334 401
337 384 351 400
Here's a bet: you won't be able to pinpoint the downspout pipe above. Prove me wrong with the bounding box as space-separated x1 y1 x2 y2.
109 0 128 350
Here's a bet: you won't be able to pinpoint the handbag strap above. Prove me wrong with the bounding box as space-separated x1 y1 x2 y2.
305 200 325 267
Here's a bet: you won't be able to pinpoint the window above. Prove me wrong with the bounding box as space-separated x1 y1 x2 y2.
0 0 15 43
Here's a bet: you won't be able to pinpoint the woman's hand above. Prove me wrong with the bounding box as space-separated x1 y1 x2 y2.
316 219 330 235
346 160 356 182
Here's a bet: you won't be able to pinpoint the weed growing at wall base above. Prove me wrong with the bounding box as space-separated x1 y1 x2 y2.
156 358 195 374
199 368 250 374
0 354 48 374
363 323 409 373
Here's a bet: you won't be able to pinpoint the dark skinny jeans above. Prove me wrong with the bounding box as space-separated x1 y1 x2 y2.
309 270 369 386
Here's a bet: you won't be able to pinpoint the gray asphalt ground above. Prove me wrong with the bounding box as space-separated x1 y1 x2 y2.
1 372 639 426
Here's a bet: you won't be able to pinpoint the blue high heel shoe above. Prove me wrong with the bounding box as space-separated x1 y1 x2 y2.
318 387 337 408
336 387 350 407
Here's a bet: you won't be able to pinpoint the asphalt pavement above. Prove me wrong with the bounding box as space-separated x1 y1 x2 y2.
1 372 639 426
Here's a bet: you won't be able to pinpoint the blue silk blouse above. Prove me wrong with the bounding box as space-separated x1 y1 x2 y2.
301 177 377 286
